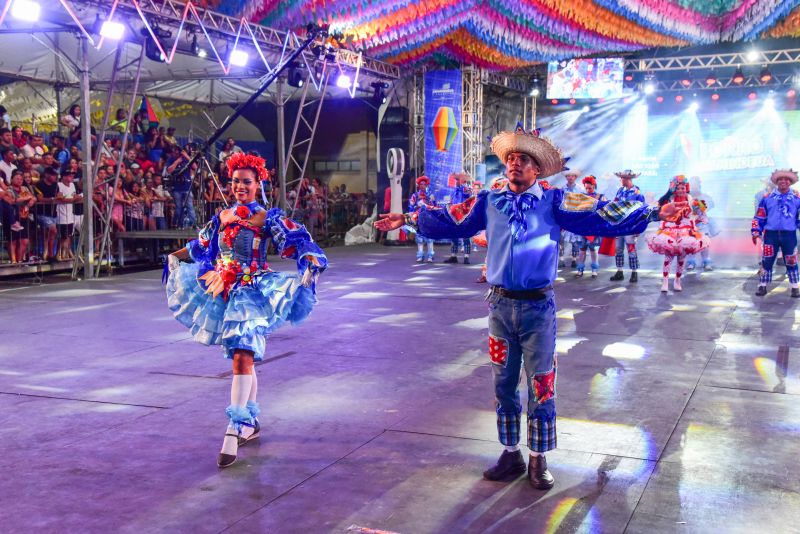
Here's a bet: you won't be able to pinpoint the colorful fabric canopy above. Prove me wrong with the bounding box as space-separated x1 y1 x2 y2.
207 0 800 70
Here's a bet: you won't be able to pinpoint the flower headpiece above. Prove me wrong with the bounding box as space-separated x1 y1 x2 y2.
670 174 690 193
490 122 569 179
226 152 269 182
416 175 430 186
582 175 597 186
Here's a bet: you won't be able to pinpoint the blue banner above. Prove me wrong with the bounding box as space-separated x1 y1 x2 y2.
424 70 463 204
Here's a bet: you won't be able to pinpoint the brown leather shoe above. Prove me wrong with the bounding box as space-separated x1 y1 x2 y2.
483 449 526 481
527 454 554 490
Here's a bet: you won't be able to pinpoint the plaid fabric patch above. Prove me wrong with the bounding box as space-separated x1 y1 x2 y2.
448 196 478 224
560 192 598 212
497 410 521 446
763 244 775 257
528 414 557 452
629 253 640 270
597 200 642 225
751 220 760 230
786 254 798 266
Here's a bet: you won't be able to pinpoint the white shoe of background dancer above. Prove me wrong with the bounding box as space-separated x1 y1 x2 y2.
674 278 683 291
661 278 669 292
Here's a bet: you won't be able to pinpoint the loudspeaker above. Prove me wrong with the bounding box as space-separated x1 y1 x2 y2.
378 107 409 201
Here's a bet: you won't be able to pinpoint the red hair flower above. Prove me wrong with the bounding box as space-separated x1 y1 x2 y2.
226 153 269 182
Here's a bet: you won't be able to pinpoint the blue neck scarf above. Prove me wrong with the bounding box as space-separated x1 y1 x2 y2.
775 191 793 219
493 189 539 240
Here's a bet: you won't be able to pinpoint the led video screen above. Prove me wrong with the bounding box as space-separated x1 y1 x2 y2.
546 58 625 99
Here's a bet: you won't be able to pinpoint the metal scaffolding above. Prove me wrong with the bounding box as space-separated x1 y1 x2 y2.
625 48 800 72
411 72 425 177
461 66 484 179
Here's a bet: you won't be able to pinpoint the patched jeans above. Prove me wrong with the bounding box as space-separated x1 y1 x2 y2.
487 289 558 452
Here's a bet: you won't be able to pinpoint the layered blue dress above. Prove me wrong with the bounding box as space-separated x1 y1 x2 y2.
166 202 327 360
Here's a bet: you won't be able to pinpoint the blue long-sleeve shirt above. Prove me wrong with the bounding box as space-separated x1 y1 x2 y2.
408 189 436 212
413 182 659 290
752 190 800 235
614 185 645 203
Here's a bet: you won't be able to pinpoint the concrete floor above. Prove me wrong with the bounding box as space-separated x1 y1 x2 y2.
0 243 798 533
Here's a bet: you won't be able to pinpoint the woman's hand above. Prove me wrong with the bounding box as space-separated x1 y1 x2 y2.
374 213 405 231
658 201 689 222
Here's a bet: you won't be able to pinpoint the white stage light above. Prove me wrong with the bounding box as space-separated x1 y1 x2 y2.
336 74 351 88
582 105 589 112
764 98 775 109
11 0 41 21
197 49 207 58
746 49 759 62
100 21 125 40
230 49 248 67
530 88 540 97
643 82 655 95
688 102 699 112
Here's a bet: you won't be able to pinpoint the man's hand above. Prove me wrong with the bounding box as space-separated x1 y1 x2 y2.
374 213 405 231
658 201 689 222
300 268 316 288
752 235 761 246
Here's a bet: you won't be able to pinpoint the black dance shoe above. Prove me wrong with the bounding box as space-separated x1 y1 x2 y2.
755 286 767 297
791 288 800 298
527 454 555 490
238 419 261 447
463 257 470 264
483 450 526 481
443 256 458 264
610 270 624 281
629 272 638 283
217 433 240 468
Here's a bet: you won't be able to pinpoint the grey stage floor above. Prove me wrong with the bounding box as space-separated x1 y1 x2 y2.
0 244 798 533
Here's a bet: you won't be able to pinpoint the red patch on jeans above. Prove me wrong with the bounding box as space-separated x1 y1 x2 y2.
751 220 760 229
626 243 636 253
786 254 798 266
533 365 556 404
756 207 766 218
488 334 508 366
763 244 775 257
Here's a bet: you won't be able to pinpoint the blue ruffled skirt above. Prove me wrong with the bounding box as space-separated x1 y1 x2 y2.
166 263 317 361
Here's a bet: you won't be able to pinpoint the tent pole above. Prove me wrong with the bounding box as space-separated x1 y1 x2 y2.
276 77 287 211
79 35 94 279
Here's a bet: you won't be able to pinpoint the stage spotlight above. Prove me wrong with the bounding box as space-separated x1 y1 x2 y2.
675 95 683 102
680 73 692 87
198 49 207 58
711 93 720 101
550 99 558 104
759 67 772 83
142 26 171 62
287 65 305 88
336 73 351 88
370 81 388 105
582 105 589 112
748 92 757 100
624 73 634 82
705 72 717 86
689 102 699 112
230 49 248 67
747 49 759 62
732 67 745 84
190 34 200 55
643 83 655 95
100 21 125 40
11 0 40 21
788 89 797 98
529 87 540 97
569 98 576 105
656 96 664 103
764 97 775 109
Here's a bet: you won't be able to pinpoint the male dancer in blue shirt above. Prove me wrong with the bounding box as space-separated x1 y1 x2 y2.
376 126 683 490
752 169 800 298
609 170 645 282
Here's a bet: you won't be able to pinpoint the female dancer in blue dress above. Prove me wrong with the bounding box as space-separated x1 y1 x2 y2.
165 152 327 467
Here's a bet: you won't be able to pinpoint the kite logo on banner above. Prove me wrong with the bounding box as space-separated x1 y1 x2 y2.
424 70 463 204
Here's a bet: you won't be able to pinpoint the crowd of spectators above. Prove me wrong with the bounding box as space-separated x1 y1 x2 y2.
0 101 379 265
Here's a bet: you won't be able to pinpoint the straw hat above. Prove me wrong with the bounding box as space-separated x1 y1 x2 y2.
490 124 567 179
564 169 580 177
614 169 641 179
770 169 798 185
